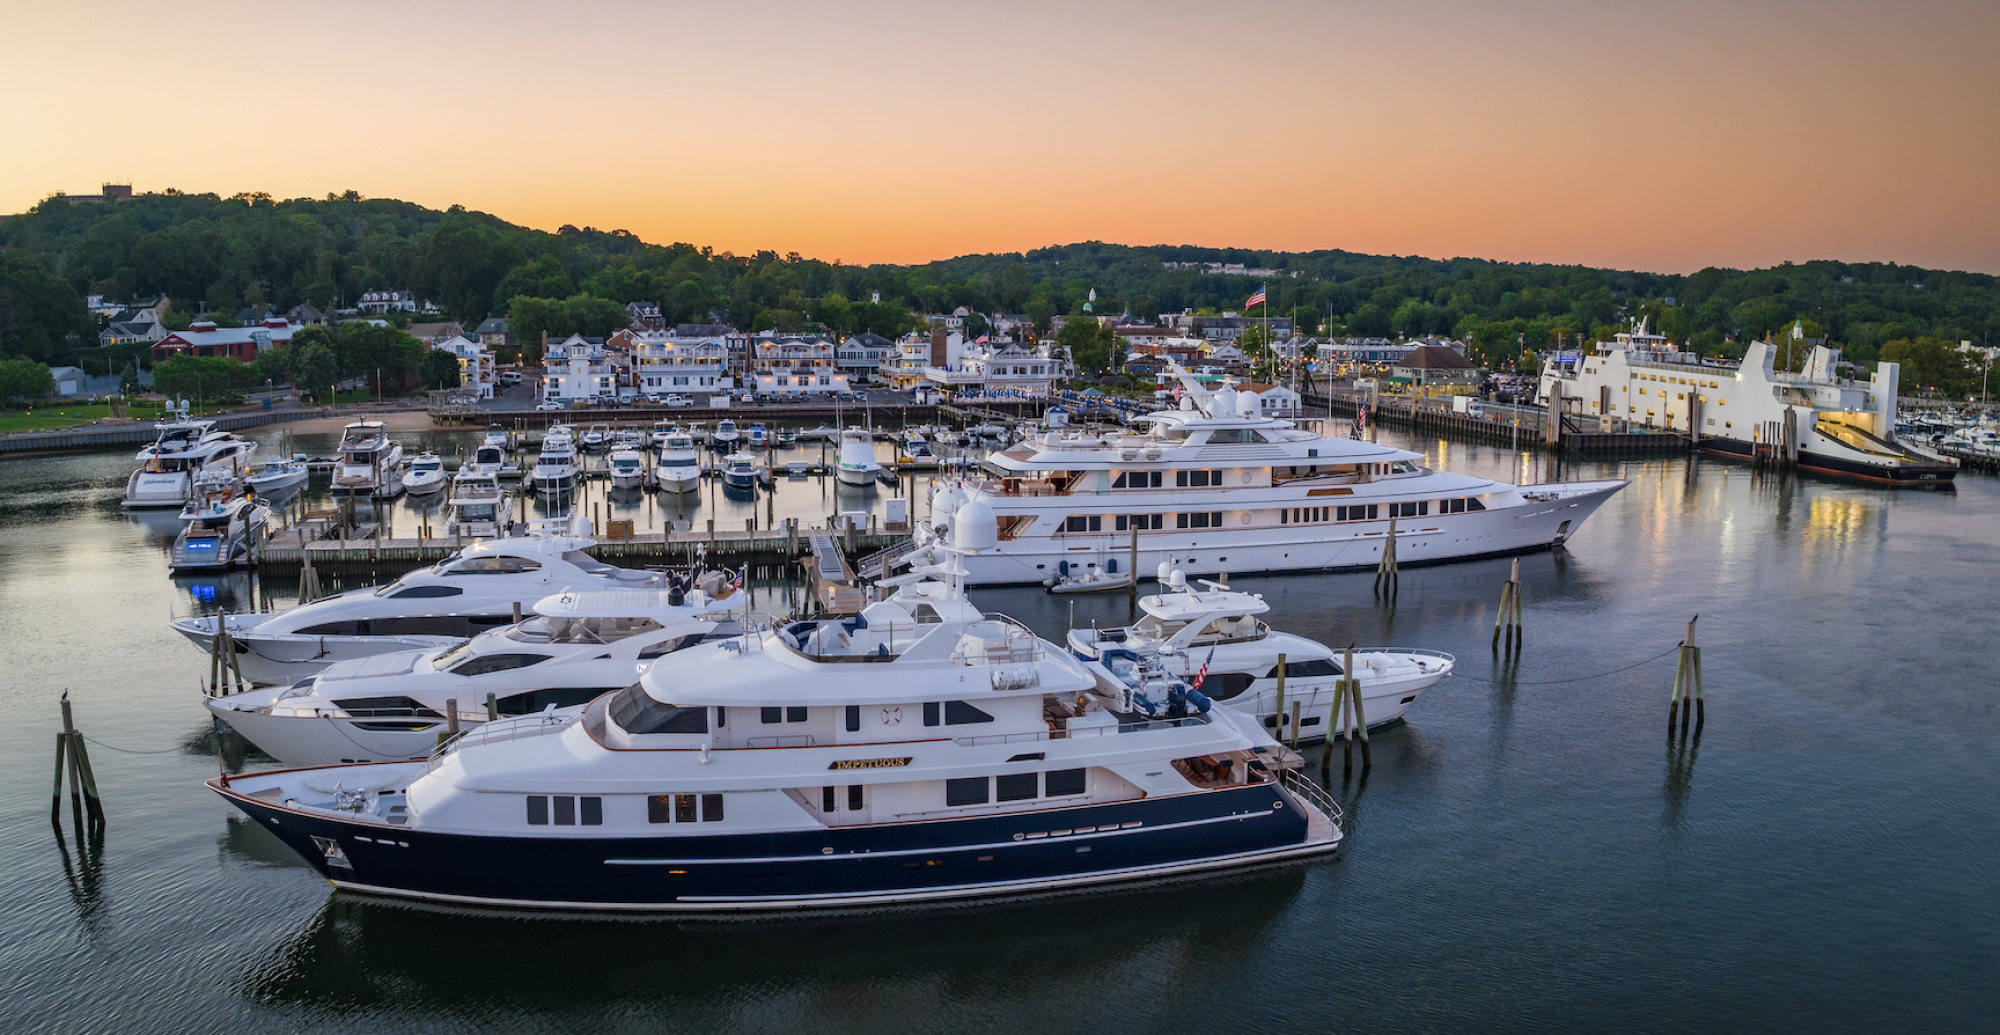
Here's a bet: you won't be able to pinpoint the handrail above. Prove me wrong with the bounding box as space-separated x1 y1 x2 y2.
1280 769 1345 832
953 712 1212 747
424 709 576 773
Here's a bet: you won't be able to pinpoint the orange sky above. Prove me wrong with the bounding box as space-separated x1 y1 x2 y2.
6 0 1998 273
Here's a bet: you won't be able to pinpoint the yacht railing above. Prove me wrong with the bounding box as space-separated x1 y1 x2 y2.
1279 768 1345 832
423 708 576 772
953 712 1212 747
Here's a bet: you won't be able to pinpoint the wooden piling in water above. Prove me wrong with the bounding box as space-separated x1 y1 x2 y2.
1348 644 1372 771
71 732 104 830
1374 517 1400 597
1273 652 1286 744
51 731 68 829
1670 615 1704 738
60 694 85 836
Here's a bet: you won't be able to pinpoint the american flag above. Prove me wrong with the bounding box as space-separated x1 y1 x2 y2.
1244 287 1267 309
1352 403 1368 439
730 566 745 590
1190 645 1217 691
976 334 989 344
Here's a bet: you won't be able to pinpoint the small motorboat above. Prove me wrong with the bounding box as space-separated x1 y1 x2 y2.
245 454 309 495
775 427 799 447
402 453 448 495
1045 561 1134 594
745 425 770 449
710 419 741 451
579 424 609 452
721 452 761 490
798 424 838 442
444 469 507 540
608 446 648 490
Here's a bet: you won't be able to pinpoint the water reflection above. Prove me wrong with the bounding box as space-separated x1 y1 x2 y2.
238 869 1305 1021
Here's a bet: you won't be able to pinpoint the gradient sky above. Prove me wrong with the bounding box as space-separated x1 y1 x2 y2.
6 1 1997 274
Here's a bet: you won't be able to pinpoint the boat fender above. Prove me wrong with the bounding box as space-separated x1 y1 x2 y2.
1131 691 1159 717
1058 560 1070 578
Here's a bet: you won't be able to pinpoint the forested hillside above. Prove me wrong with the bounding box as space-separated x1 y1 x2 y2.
2 189 1994 394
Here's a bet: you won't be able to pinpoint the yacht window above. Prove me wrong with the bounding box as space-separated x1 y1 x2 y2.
1204 428 1256 444
1207 673 1256 700
1388 501 1427 519
1112 471 1163 489
1267 658 1342 679
332 695 441 717
609 683 710 734
1389 460 1420 474
554 796 576 825
922 702 940 726
844 705 860 732
444 555 542 574
822 786 837 812
527 796 548 824
388 585 464 599
761 706 808 724
495 687 605 715
1116 514 1164 531
946 777 990 807
847 785 865 811
787 706 807 723
1337 504 1379 521
1064 515 1103 533
450 652 553 677
431 642 479 671
647 795 672 823
1176 469 1221 488
1045 768 1087 796
580 796 603 825
1175 511 1223 529
673 793 697 823
702 793 724 822
944 700 994 725
997 772 1038 802
637 632 707 659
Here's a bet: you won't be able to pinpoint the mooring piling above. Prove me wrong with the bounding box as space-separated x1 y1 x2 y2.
1273 652 1287 745
1493 557 1523 653
1348 644 1372 771
1374 517 1400 598
56 693 104 836
1669 615 1705 739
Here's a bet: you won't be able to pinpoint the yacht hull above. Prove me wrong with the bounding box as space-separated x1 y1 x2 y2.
1696 439 1958 486
209 702 449 764
836 466 879 487
938 480 1624 586
210 778 1332 912
172 620 475 684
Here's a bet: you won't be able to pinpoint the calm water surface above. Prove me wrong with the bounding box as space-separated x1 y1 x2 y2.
1 425 1995 1034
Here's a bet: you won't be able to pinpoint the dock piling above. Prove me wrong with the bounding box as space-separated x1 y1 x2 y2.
485 692 498 722
1669 615 1705 739
1273 653 1286 746
1348 644 1371 771
1374 517 1400 597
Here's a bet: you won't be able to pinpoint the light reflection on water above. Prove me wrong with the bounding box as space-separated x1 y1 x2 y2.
0 423 1995 1034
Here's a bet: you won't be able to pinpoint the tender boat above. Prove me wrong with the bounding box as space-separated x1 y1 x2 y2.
207 585 747 766
444 469 508 540
649 420 680 449
608 446 648 490
172 517 688 684
904 367 1626 585
207 520 1342 912
331 421 405 498
721 452 760 490
654 431 703 494
170 483 270 573
835 427 881 487
1045 561 1133 594
685 421 708 443
533 426 580 498
125 418 257 508
402 453 448 496
1067 567 1452 739
246 454 310 495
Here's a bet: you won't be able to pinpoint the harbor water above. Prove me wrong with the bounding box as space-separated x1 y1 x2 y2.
1 424 1995 1034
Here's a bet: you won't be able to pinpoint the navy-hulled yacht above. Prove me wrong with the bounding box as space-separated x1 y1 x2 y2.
209 501 1342 912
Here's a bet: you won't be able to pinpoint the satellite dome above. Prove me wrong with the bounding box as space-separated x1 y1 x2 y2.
952 498 998 551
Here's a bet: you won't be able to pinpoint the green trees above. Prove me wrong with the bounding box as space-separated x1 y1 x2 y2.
0 358 54 403
1057 312 1119 373
152 355 258 407
505 294 634 362
419 348 462 391
0 253 94 364
1880 337 1976 395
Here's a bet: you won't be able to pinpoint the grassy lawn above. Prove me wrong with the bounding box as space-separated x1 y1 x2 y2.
329 389 378 404
0 401 226 433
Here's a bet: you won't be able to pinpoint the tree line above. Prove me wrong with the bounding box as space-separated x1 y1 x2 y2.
1 188 1995 396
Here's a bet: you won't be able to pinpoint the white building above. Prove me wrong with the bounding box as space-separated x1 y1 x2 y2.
357 290 439 315
882 329 962 390
540 334 616 401
924 342 1058 398
837 332 895 382
624 330 734 395
435 334 497 399
750 337 849 396
1234 381 1302 418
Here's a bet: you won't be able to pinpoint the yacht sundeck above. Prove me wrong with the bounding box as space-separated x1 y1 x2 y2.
444 469 508 540
905 368 1626 585
207 586 747 765
208 514 1342 911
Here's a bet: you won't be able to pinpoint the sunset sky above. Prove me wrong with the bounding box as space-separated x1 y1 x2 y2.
6 0 1997 274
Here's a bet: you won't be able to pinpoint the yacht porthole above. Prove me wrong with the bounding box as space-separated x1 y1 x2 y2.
822 847 834 855
1240 513 1251 525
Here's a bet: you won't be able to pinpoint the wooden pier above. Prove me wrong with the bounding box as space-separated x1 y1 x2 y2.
1309 388 1691 455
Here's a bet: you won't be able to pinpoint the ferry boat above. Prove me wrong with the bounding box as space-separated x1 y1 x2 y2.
1536 319 1956 486
207 518 1342 912
330 422 405 498
905 369 1625 586
836 427 881 487
207 586 747 766
1068 567 1451 740
655 431 703 494
124 418 258 508
173 518 691 685
443 469 508 540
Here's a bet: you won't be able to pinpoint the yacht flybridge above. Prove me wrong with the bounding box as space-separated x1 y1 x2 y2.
172 518 716 685
1537 319 1957 486
207 587 749 766
1068 567 1451 740
124 418 257 508
208 506 1342 911
331 421 405 498
906 367 1626 586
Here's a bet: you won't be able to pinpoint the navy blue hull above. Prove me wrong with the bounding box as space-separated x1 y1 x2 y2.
1698 438 1956 486
212 782 1325 911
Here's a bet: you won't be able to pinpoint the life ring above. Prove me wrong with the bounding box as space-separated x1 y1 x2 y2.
882 707 901 725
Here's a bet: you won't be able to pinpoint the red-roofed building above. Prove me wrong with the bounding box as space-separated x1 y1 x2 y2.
151 318 300 363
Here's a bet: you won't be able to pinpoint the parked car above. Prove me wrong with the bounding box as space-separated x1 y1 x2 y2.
661 393 693 408
535 399 564 411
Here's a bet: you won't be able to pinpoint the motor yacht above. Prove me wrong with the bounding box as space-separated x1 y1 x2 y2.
721 452 761 491
207 586 748 765
649 420 681 449
124 418 257 508
172 518 694 684
444 469 508 540
710 418 741 452
533 426 580 498
402 453 448 496
835 427 881 487
608 446 648 490
246 454 310 495
170 482 270 573
331 421 405 498
654 431 703 494
1067 567 1451 740
775 427 799 448
208 516 1342 911
746 425 770 449
579 425 609 452
905 367 1626 586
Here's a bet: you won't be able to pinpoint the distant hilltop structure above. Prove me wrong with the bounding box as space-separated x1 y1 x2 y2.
52 183 134 205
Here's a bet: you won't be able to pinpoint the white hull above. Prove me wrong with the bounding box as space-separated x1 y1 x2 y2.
245 470 309 494
209 700 453 764
124 470 196 508
172 624 466 684
930 481 1620 585
658 467 702 493
837 465 880 487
